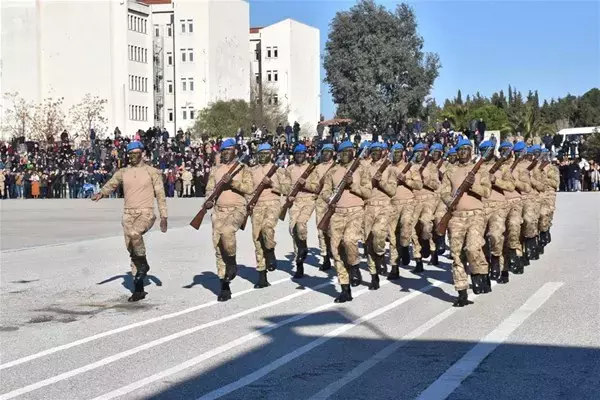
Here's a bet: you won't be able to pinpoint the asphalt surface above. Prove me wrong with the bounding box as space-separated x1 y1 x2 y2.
0 194 598 400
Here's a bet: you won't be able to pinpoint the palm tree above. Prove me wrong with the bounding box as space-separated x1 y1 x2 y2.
440 104 470 131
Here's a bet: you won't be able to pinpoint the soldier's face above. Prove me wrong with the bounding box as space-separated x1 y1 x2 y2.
457 147 471 163
370 148 382 162
483 149 494 161
448 154 458 164
321 150 333 163
221 148 235 163
294 153 306 164
414 151 424 163
392 150 403 164
339 148 354 164
128 150 142 166
431 151 442 162
257 151 271 165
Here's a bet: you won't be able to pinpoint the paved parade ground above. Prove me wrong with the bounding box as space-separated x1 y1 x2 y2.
0 195 599 400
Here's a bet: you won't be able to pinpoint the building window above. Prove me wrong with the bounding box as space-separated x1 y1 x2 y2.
182 108 187 120
181 49 186 62
266 47 272 58
167 24 172 37
155 25 160 37
273 46 278 58
189 107 195 120
167 80 173 94
255 49 260 61
168 109 173 122
144 49 148 63
188 48 194 62
255 73 260 84
180 20 186 33
189 78 194 91
273 70 278 82
182 78 187 91
188 20 193 33
273 94 278 105
267 70 272 82
167 52 173 66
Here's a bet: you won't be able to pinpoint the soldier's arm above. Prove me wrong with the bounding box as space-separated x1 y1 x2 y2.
470 170 492 198
303 168 320 193
547 167 560 190
99 169 124 197
530 170 545 192
148 168 168 219
423 165 441 190
270 168 285 195
320 169 334 202
350 165 372 199
378 168 397 197
405 167 424 190
440 170 453 206
205 169 217 198
230 166 254 195
494 166 515 192
280 166 292 195
515 168 532 193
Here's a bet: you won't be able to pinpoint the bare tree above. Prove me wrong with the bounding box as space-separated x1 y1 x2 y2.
31 96 67 142
249 82 289 133
69 94 108 140
2 92 34 139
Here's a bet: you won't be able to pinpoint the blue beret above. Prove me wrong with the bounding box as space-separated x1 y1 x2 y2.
257 143 272 152
414 143 427 152
370 142 384 150
479 140 493 149
531 144 542 151
381 142 388 150
293 144 307 153
337 141 354 152
220 138 236 150
359 141 371 150
447 147 457 156
542 148 549 153
430 143 443 152
513 141 526 152
321 144 334 151
391 143 404 151
127 141 144 152
456 139 472 149
500 141 513 149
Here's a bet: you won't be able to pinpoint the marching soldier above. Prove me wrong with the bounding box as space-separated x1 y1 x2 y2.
428 143 445 265
440 139 492 307
248 143 284 288
411 143 440 272
364 142 397 289
509 141 533 270
204 138 254 302
479 140 514 281
522 144 545 261
92 141 168 302
538 148 559 248
305 144 335 271
387 143 422 279
434 147 458 256
321 141 372 302
282 144 316 278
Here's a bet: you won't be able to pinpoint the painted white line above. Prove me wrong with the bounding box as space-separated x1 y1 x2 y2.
0 278 334 400
308 308 458 400
88 276 438 400
195 279 447 400
0 276 292 371
415 281 563 400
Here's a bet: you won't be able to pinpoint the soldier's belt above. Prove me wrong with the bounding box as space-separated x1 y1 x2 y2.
483 201 506 209
124 208 154 214
365 199 391 206
391 198 415 205
215 205 244 212
254 199 281 206
506 197 522 203
451 209 483 217
334 206 364 214
415 194 436 200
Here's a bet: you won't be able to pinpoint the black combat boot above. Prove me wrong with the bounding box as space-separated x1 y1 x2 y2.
482 275 492 293
319 255 332 271
538 235 545 255
368 273 380 290
375 253 387 276
507 249 518 273
489 255 501 280
412 258 424 274
527 238 539 261
497 270 509 284
435 234 446 255
334 284 353 303
429 250 439 266
225 256 238 282
400 246 411 266
387 265 400 280
350 265 362 287
471 274 484 295
254 270 270 289
129 256 149 302
217 280 232 302
547 230 552 244
265 249 278 272
453 289 472 307
420 239 431 259
294 261 304 278
296 236 309 262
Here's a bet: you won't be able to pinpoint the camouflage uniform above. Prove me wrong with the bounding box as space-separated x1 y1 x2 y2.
539 163 559 233
509 160 532 258
412 161 441 260
305 160 336 265
523 162 545 239
206 162 254 280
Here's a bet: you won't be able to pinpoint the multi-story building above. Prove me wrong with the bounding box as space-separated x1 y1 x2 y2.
148 0 250 135
0 0 155 138
249 19 321 135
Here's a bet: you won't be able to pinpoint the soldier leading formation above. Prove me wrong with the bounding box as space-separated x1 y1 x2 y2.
96 136 559 306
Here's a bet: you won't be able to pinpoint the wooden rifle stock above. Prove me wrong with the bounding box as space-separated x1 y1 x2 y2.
509 157 521 172
240 163 279 231
527 159 538 171
278 155 319 221
436 148 492 236
189 160 242 230
419 154 431 174
317 148 368 231
371 158 391 187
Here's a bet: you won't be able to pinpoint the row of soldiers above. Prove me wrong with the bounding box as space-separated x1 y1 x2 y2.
203 136 559 306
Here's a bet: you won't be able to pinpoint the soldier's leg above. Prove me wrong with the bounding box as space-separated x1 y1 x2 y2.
433 200 447 255
329 213 352 303
522 200 539 260
388 203 401 279
315 203 332 270
288 203 301 268
251 206 269 289
448 213 472 307
371 206 391 280
505 201 523 273
486 204 507 280
364 205 377 277
465 212 490 294
122 211 156 301
538 196 552 248
399 201 416 267
411 202 425 272
343 208 365 288
262 202 280 272
420 198 436 258
213 207 245 301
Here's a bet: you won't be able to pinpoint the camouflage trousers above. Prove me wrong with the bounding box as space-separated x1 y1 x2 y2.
411 196 437 258
289 197 315 256
522 196 541 239
364 201 393 274
434 198 447 228
315 200 332 260
212 205 246 279
122 208 156 274
505 198 524 257
251 200 281 271
389 199 416 266
483 201 509 258
448 210 487 291
329 206 364 285
538 193 556 233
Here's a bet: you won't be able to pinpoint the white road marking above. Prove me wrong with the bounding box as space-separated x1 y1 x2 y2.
0 278 333 400
88 276 439 400
195 279 447 400
415 282 563 400
0 276 292 371
308 308 458 400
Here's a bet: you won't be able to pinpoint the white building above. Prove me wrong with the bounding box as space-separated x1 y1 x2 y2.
149 0 250 135
249 19 321 136
0 0 155 138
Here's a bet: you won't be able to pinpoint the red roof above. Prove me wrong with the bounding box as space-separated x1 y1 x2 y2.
250 27 263 34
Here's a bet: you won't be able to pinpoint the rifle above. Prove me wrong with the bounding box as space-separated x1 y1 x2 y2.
278 152 320 221
539 153 550 170
371 155 391 187
419 153 431 174
436 147 493 236
488 147 512 175
527 159 539 171
396 154 416 186
509 157 521 172
189 158 244 230
240 163 279 231
436 156 445 180
317 147 369 231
